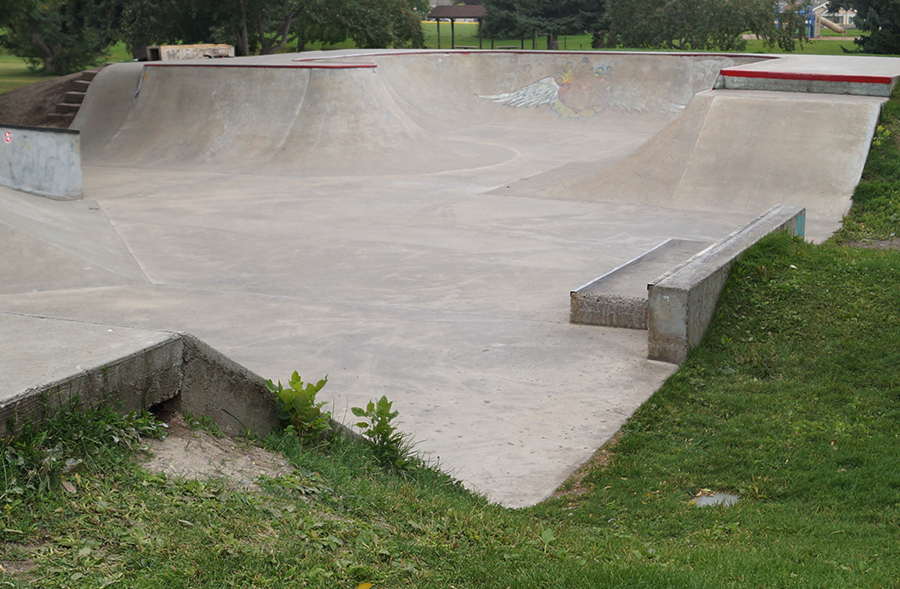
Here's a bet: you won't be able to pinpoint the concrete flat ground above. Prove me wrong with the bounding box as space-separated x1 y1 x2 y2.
3 50 899 507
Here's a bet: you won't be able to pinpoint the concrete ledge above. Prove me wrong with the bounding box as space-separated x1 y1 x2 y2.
1 335 183 435
717 74 893 97
648 205 805 364
0 317 280 437
0 124 83 200
179 334 280 435
571 239 708 329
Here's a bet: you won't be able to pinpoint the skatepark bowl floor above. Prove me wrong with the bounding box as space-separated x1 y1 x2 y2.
3 49 900 507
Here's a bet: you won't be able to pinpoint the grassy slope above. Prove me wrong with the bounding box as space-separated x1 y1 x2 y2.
0 43 131 96
3 28 900 589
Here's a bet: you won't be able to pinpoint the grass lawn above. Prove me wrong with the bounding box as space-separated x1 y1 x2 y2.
0 42 131 96
0 53 49 96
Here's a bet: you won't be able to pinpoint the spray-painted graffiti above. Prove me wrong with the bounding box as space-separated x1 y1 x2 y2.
479 57 683 117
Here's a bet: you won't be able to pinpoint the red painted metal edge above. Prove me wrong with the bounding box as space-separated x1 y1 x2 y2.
145 63 377 69
720 68 893 85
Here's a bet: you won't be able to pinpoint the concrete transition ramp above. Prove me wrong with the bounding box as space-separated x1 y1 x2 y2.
4 50 900 507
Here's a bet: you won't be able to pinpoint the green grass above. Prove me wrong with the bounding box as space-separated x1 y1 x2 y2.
0 53 49 95
0 42 132 96
5 220 900 587
832 88 900 244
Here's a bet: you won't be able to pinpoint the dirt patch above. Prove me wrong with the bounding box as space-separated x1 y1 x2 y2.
0 542 42 581
0 560 38 575
553 430 623 501
845 239 900 251
0 72 81 129
142 413 292 490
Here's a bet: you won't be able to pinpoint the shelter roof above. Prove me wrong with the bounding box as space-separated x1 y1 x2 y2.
428 5 485 19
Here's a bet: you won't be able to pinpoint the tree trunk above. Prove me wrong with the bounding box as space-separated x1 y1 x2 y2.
32 34 56 74
235 0 251 56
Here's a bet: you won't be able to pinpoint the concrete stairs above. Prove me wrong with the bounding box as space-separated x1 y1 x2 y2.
48 67 104 125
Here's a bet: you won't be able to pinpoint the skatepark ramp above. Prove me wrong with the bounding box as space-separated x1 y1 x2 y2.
72 51 761 177
6 50 900 507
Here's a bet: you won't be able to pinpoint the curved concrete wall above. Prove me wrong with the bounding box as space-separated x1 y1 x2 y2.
73 52 762 177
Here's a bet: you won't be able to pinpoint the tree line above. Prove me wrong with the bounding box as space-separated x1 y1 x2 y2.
1 0 897 76
484 0 900 55
0 0 429 74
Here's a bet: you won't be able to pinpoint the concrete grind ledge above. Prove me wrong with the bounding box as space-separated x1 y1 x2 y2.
648 204 806 364
571 239 709 329
0 327 280 438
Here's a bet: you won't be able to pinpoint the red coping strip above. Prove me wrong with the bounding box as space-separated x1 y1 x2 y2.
145 63 376 69
720 68 892 85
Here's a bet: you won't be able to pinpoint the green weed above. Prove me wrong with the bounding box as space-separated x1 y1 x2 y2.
351 396 416 473
266 372 330 445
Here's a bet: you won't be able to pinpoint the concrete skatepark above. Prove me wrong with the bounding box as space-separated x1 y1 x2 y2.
2 50 900 507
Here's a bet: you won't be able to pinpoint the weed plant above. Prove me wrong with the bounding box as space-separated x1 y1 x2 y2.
266 373 330 445
352 396 417 473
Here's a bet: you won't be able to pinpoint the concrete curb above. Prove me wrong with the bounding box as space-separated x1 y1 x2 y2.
0 124 83 200
0 328 280 438
570 239 709 329
648 205 806 364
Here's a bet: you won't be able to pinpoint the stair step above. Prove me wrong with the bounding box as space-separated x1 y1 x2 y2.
81 69 102 81
48 112 76 121
55 103 82 114
64 91 85 104
73 80 91 91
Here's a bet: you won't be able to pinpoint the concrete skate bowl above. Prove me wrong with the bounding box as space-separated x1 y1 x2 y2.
8 50 894 508
73 51 763 179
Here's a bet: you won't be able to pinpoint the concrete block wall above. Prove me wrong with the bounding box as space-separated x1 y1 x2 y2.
0 331 281 438
0 124 83 200
648 205 806 364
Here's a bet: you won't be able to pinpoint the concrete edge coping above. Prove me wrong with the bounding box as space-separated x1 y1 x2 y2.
0 330 283 439
570 238 678 330
0 123 80 136
647 204 806 364
718 75 894 97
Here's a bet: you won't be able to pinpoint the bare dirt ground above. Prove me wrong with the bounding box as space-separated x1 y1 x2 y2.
846 238 900 250
142 413 293 490
0 72 80 128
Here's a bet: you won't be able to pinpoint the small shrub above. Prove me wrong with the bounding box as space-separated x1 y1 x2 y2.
1 401 163 503
266 373 331 445
351 396 415 472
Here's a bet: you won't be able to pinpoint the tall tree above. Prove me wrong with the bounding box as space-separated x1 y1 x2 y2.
483 0 524 39
117 0 228 58
830 0 900 53
483 0 606 47
518 0 606 49
305 0 429 49
117 0 428 58
607 0 811 52
0 0 116 73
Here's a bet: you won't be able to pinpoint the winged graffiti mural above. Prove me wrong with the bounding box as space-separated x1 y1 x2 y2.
479 58 685 118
